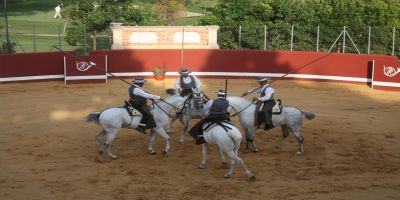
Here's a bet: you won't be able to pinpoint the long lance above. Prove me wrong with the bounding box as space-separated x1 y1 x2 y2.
224 79 228 100
246 51 337 93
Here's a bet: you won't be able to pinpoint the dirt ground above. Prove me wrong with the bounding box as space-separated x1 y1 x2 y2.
1 78 399 200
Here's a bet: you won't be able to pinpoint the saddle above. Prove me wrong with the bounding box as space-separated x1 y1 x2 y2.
272 99 282 114
123 101 142 116
255 99 282 114
202 120 234 132
254 99 282 126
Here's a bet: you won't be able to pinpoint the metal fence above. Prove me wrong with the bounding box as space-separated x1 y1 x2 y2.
1 23 399 57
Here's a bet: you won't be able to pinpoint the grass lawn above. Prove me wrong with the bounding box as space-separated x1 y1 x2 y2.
1 0 214 53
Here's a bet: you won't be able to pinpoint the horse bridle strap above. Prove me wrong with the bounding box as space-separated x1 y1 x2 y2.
230 101 254 117
152 100 177 118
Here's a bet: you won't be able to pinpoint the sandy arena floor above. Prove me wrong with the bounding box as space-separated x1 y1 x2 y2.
0 78 399 200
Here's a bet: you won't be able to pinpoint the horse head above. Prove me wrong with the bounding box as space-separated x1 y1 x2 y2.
191 87 204 110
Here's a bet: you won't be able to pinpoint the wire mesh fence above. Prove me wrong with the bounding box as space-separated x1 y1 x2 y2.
1 23 399 57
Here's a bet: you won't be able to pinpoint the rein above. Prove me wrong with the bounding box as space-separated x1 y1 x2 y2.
230 101 254 117
152 100 179 118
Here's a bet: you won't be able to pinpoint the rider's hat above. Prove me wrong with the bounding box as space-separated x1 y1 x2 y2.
132 77 147 84
217 89 226 97
256 76 269 83
178 68 192 75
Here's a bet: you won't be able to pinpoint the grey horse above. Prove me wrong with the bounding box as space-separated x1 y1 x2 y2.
227 96 315 155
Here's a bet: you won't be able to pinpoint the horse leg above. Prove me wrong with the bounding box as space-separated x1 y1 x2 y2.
199 143 207 169
225 151 255 181
224 157 237 179
104 127 119 159
291 127 304 155
275 125 290 149
148 130 157 155
243 127 258 153
248 127 258 152
95 129 106 155
218 147 228 168
179 117 189 144
155 128 171 156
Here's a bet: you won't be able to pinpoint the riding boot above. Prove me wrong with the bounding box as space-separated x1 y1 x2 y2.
136 125 147 134
196 135 205 144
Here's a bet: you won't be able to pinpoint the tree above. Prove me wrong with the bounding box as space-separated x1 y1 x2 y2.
0 25 16 54
64 0 127 51
153 0 186 25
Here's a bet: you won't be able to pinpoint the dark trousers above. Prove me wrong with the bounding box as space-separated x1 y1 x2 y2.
259 99 275 130
189 114 228 142
131 102 156 129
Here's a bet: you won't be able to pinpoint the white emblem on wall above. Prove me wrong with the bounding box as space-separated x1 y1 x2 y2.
129 32 158 43
173 32 201 43
76 61 96 72
383 65 400 77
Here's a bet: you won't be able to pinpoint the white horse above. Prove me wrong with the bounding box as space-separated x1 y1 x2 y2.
85 89 186 159
199 121 256 181
170 87 206 143
227 96 315 155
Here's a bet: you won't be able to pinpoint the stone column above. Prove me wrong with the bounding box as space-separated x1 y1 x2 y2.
110 23 123 49
208 26 220 49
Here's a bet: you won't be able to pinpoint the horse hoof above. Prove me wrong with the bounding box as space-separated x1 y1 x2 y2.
252 149 259 153
148 150 156 155
179 139 184 144
109 155 118 159
296 151 304 155
198 164 205 169
224 174 232 179
247 175 256 181
161 150 168 156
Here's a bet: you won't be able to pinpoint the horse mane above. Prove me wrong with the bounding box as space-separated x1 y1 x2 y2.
166 88 178 95
227 96 251 105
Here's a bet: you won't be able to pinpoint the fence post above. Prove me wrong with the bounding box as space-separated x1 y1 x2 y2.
392 27 396 56
290 25 294 51
316 26 320 52
368 26 371 54
342 26 346 53
58 24 61 49
33 25 36 53
238 25 241 49
264 25 267 50
83 24 87 55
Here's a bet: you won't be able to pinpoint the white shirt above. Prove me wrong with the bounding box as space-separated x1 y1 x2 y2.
132 86 160 100
174 75 202 91
248 84 275 101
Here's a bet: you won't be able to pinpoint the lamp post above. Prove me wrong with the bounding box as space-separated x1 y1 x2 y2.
3 0 11 53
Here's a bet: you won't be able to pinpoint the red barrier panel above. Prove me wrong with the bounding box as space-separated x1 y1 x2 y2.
0 52 75 82
64 55 107 84
372 60 400 91
1 49 399 91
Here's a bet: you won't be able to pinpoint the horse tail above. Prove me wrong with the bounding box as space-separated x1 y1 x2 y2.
302 111 316 120
226 125 242 147
85 112 101 124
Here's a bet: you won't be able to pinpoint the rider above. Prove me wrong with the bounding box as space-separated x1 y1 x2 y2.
241 76 275 130
174 68 202 97
189 89 230 144
128 77 161 134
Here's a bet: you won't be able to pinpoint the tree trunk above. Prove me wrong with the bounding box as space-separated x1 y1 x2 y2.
92 30 97 50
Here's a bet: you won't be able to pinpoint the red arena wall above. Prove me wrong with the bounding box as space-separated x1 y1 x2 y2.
1 49 399 90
